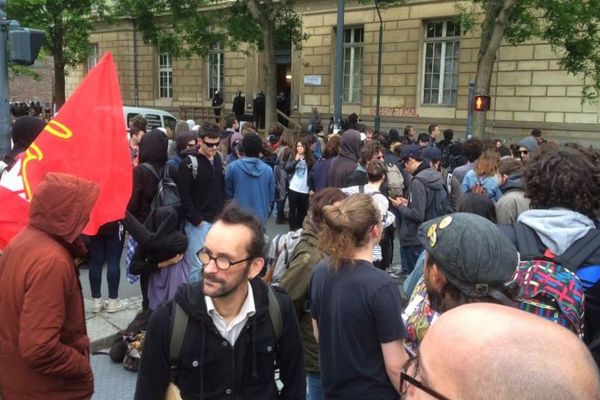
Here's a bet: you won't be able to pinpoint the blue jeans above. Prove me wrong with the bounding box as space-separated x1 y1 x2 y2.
184 221 212 284
306 372 324 400
400 245 423 275
88 230 124 299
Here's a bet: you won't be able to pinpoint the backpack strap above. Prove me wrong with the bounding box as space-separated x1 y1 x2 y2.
169 302 190 382
267 286 283 340
555 229 600 270
188 156 198 180
358 185 365 194
140 162 160 181
446 173 453 195
513 222 545 260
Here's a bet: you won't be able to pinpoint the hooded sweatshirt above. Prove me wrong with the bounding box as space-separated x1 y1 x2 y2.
225 157 275 226
328 129 361 188
128 129 173 223
518 209 595 256
134 279 305 400
0 172 99 400
495 172 530 224
399 164 445 246
518 136 540 153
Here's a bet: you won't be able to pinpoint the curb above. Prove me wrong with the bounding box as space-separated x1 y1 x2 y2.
85 296 143 352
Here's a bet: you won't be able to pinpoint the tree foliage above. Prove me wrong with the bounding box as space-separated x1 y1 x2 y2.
459 0 600 100
118 0 306 130
7 0 109 107
118 0 305 59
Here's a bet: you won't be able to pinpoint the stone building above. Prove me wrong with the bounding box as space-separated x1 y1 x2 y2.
66 0 600 144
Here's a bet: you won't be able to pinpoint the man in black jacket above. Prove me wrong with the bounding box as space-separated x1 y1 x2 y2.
135 204 305 400
177 121 226 284
389 145 446 275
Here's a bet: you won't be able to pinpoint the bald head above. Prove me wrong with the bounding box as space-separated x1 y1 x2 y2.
412 304 600 400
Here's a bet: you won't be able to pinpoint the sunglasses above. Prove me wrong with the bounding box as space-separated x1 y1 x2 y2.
203 140 220 148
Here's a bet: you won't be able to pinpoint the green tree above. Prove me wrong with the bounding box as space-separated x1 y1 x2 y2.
7 0 107 109
118 0 305 131
460 0 600 137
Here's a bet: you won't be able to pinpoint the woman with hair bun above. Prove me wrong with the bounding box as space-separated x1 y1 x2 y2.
309 194 407 399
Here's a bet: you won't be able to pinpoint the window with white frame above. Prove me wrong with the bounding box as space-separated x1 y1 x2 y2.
343 27 363 103
208 45 224 99
87 43 99 71
422 20 460 105
158 52 173 98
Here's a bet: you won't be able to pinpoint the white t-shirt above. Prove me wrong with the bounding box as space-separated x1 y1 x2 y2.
289 159 310 194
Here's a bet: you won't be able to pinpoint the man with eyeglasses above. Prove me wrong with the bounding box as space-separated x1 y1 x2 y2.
135 204 305 400
177 121 226 284
401 303 600 400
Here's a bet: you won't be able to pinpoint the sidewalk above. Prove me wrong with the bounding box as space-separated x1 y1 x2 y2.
85 296 143 352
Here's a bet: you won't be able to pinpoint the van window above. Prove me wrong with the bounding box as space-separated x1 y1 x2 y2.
127 113 142 128
164 115 177 132
146 114 162 130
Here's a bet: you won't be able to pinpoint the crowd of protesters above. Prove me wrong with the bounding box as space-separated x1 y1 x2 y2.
1 107 600 400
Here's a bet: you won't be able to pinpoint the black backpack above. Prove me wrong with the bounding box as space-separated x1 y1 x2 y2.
141 163 182 211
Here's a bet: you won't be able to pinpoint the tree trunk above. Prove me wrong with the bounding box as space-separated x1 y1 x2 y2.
53 16 66 110
473 0 517 138
262 25 277 134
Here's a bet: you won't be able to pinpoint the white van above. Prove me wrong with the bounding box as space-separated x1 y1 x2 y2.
123 106 178 133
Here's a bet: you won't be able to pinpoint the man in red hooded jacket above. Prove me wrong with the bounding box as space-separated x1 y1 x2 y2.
0 172 100 400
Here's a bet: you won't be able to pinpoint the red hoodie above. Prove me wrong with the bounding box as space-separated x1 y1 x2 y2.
0 172 99 400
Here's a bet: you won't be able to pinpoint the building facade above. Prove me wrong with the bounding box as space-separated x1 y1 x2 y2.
66 0 600 144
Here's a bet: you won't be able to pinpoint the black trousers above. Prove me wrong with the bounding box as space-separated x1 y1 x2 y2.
288 189 309 231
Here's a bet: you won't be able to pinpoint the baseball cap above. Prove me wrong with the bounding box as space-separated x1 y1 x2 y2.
399 144 421 161
422 146 442 162
417 213 519 299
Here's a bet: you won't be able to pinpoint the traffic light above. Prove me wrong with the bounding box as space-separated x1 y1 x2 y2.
8 21 44 66
473 95 491 112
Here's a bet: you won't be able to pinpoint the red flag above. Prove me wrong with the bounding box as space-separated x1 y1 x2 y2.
0 52 132 247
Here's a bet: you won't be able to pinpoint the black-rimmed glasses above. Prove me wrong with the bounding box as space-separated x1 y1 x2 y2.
196 248 253 270
400 353 451 400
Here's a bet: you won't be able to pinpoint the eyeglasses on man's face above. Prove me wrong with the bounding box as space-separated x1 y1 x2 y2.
400 353 451 400
196 247 253 270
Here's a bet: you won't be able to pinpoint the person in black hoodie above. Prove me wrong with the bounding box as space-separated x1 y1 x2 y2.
127 129 173 311
328 129 361 188
135 204 305 400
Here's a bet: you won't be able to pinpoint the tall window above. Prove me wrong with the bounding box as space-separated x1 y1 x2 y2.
343 27 363 103
208 45 224 99
87 44 99 71
422 20 460 105
159 52 173 98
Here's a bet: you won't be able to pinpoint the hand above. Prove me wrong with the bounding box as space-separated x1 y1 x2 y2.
389 196 408 208
158 254 183 268
295 154 304 161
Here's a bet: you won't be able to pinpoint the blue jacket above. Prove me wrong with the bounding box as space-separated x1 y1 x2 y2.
460 169 503 202
225 157 275 225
